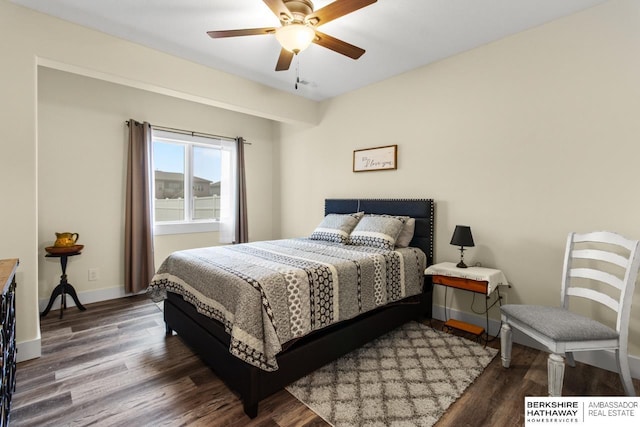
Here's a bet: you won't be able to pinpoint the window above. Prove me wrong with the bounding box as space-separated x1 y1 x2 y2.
152 129 227 235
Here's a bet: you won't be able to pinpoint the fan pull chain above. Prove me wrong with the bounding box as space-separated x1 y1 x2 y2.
295 56 300 90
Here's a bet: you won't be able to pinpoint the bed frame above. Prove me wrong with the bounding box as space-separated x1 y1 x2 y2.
163 198 435 418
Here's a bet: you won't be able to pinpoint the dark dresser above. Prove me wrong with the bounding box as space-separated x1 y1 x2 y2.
0 259 18 426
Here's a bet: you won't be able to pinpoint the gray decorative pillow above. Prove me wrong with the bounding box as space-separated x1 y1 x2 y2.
395 217 416 248
349 215 406 250
309 212 364 244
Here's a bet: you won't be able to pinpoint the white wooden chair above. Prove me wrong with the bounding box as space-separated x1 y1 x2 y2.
500 231 640 396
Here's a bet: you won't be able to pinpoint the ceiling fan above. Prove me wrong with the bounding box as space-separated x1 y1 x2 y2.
207 0 377 71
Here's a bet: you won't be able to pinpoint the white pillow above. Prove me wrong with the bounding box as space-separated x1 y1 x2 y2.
349 215 406 250
309 212 364 244
395 218 416 248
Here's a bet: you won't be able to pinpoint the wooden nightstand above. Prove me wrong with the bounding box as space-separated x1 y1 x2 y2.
425 262 509 342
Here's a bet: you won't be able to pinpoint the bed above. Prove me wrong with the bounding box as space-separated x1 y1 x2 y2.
149 198 435 418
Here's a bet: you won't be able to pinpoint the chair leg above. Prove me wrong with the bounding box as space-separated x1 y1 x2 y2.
615 349 636 397
548 353 565 396
566 351 575 368
501 323 512 368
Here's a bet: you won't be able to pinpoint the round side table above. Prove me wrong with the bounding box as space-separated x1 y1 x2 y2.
41 251 87 319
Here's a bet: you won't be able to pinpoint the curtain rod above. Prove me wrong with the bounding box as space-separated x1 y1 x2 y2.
125 120 250 144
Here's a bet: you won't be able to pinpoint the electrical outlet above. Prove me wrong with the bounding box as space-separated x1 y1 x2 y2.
88 268 99 281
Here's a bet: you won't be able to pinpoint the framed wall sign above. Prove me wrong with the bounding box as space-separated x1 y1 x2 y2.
353 145 397 172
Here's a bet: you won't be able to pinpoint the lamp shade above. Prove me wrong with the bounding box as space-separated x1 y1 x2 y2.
450 225 475 247
275 24 315 54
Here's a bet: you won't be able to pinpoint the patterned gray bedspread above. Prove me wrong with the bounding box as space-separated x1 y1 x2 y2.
148 238 426 371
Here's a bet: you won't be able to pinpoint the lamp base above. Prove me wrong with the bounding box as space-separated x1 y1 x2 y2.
457 246 468 268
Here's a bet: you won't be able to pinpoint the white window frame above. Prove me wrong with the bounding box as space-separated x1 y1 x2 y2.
151 129 222 236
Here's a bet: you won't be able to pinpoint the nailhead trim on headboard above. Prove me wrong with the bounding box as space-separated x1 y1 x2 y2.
324 198 435 264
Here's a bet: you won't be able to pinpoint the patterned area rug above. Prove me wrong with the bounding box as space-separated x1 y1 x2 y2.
286 321 498 427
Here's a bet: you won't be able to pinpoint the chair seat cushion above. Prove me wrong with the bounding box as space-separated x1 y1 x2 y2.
501 304 619 342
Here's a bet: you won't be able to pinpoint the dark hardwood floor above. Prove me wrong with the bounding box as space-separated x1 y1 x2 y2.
11 295 639 426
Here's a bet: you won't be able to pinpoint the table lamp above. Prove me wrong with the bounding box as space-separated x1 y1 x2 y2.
450 225 474 268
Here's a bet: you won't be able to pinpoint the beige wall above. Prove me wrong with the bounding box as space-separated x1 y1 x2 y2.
37 68 277 301
278 0 640 357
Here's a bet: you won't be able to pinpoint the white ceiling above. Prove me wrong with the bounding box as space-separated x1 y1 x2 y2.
13 0 608 101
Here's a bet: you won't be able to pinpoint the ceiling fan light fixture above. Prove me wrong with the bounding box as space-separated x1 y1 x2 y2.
275 23 315 54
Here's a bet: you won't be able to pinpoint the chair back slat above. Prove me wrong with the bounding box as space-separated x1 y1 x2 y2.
573 231 638 251
571 249 629 268
569 268 624 291
566 287 619 312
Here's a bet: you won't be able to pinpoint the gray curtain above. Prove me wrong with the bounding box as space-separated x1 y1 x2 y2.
125 120 155 293
236 137 249 244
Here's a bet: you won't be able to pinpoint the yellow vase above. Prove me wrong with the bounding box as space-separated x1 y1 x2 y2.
54 232 79 247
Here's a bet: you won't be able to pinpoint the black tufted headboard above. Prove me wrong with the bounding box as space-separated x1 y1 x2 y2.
324 198 435 266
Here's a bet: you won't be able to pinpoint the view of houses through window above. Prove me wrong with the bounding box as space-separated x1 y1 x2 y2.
152 129 222 229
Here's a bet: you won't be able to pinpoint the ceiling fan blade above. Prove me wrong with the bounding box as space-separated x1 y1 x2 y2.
306 0 377 27
207 27 276 38
313 31 365 59
275 49 294 71
263 0 293 22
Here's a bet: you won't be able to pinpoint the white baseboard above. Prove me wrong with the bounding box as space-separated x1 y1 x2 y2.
15 287 140 364
39 285 131 313
17 336 41 363
19 286 133 363
432 304 640 380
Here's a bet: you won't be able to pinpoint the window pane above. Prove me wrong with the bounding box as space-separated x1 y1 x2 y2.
153 141 185 222
192 145 221 220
